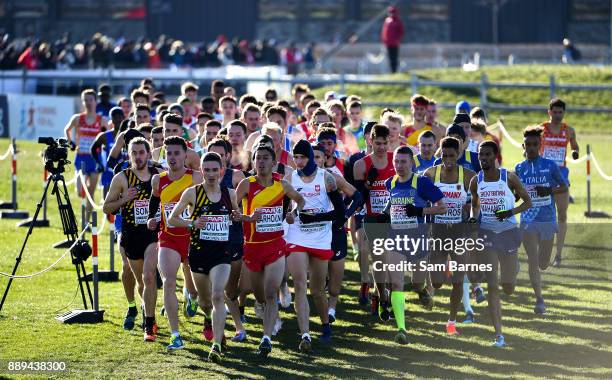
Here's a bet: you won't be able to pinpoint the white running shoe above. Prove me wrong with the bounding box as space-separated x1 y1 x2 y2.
279 283 292 308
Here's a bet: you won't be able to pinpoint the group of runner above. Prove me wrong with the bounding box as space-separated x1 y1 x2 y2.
64 79 578 359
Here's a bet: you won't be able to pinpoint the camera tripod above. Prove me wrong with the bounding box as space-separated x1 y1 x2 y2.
0 163 94 316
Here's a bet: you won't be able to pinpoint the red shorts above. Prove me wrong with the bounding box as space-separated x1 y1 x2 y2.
286 244 333 261
243 238 286 272
158 232 190 262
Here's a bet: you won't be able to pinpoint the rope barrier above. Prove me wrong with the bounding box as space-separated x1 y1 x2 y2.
78 171 104 210
0 225 90 279
0 145 12 161
590 153 612 181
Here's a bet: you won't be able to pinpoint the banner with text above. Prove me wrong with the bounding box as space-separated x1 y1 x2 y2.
7 94 75 141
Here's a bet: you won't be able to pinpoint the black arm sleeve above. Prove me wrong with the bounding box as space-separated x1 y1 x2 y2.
328 189 346 225
148 194 160 219
355 180 369 202
282 195 291 218
344 190 364 218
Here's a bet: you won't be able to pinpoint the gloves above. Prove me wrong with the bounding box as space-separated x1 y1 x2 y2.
69 141 77 151
495 209 513 221
535 186 553 197
366 167 379 187
405 204 424 218
572 151 579 160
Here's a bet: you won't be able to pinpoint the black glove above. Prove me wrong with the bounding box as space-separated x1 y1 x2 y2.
405 204 424 218
69 141 77 151
535 186 553 197
366 167 379 187
572 151 579 160
495 209 513 221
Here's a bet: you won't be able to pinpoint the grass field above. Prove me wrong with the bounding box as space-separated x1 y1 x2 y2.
1 65 612 379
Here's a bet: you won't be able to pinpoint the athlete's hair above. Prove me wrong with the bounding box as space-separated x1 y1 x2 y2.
141 77 154 87
380 108 395 117
155 104 168 115
228 120 247 135
217 126 228 138
181 82 198 94
261 122 283 136
205 120 222 130
151 126 163 135
156 109 169 124
419 130 436 141
364 121 376 137
163 113 183 126
305 100 321 111
254 134 274 147
326 99 345 114
428 98 437 106
219 95 237 106
202 151 222 167
211 79 225 90
81 89 97 100
470 107 487 122
253 144 276 161
470 121 487 136
394 146 414 158
239 94 258 109
135 103 151 113
523 125 544 138
241 104 261 119
197 112 213 121
200 96 215 108
348 101 362 110
163 136 187 151
410 94 429 107
371 124 390 140
346 95 362 104
311 107 331 123
264 88 278 100
207 138 231 155
137 123 153 134
292 83 310 95
130 89 149 103
266 106 287 122
300 93 316 107
479 140 499 155
316 126 337 142
128 136 151 153
440 136 461 151
381 111 404 126
549 98 566 110
119 119 135 133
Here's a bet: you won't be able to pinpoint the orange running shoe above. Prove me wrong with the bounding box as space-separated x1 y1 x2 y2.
446 321 459 336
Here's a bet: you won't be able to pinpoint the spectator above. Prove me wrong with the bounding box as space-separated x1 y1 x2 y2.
562 38 581 64
380 6 404 73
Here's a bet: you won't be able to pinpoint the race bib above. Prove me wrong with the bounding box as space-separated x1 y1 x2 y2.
78 136 95 153
370 190 389 214
543 146 566 165
199 215 230 241
390 204 418 230
299 208 327 233
434 202 463 224
526 185 552 208
164 202 190 228
133 200 149 225
255 206 284 233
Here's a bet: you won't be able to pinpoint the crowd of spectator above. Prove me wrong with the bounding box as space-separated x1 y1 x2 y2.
0 32 316 71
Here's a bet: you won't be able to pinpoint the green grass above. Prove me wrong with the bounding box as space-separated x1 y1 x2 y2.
1 123 612 378
314 64 612 131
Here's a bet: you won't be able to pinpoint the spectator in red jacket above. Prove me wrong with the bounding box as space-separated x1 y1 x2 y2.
380 6 404 73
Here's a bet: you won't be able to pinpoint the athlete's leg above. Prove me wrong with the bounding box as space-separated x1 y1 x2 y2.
120 247 136 304
142 243 158 321
309 257 330 325
356 227 372 284
449 255 465 322
158 248 183 333
262 258 286 337
554 191 569 261
539 238 554 271
209 264 231 344
225 259 245 333
499 252 519 296
287 252 310 334
482 250 502 336
327 259 345 311
182 261 198 298
523 230 542 299
127 258 145 300
85 172 100 218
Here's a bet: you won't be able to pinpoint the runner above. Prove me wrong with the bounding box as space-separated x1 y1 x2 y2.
316 126 345 177
147 136 204 350
241 104 262 136
423 137 475 336
234 143 305 357
344 101 367 153
284 140 346 351
168 152 242 362
381 111 404 152
64 89 108 222
151 126 164 150
103 137 161 341
353 124 396 319
425 98 446 142
220 96 238 126
91 106 125 196
413 131 437 174
434 124 481 173
516 126 567 314
403 94 432 148
151 113 201 171
227 120 249 171
207 138 248 342
539 98 579 267
469 140 532 347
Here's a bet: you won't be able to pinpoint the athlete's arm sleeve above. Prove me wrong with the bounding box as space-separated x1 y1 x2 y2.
344 190 364 219
148 194 160 219
418 177 444 204
355 180 369 202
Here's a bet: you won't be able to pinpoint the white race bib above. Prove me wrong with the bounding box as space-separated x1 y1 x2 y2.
299 207 326 233
255 206 284 233
164 202 190 228
134 199 149 224
390 204 418 230
370 190 389 214
542 146 566 165
526 185 552 208
199 215 230 241
434 202 463 224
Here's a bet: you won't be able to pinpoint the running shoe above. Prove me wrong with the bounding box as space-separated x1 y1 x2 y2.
328 308 336 324
208 343 222 363
184 288 198 318
379 301 391 322
203 318 214 341
394 329 409 345
418 290 434 310
371 295 380 316
552 255 562 268
492 334 506 348
462 311 475 324
320 324 332 343
144 323 157 342
446 321 459 336
167 334 185 350
231 330 248 343
123 308 137 331
257 337 272 357
473 286 486 304
358 283 370 306
255 301 265 319
299 335 312 352
272 317 283 336
279 283 292 308
534 298 547 315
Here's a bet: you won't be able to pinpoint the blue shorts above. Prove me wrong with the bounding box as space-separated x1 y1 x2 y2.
101 169 114 187
74 154 97 175
520 222 557 241
479 227 521 255
559 166 570 187
331 228 348 261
